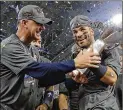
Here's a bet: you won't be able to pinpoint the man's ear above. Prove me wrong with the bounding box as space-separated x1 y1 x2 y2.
21 20 28 28
90 27 94 36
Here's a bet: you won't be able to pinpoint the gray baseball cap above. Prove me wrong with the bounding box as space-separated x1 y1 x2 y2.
70 15 91 30
18 5 52 25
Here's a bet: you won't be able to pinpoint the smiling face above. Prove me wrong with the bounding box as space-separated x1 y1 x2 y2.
26 20 45 41
72 26 94 48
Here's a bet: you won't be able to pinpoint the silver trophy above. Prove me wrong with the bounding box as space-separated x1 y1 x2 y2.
73 31 122 75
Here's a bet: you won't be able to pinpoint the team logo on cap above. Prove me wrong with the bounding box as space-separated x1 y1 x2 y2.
35 7 44 15
23 12 33 18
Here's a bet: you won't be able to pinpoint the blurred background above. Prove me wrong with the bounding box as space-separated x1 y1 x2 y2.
0 1 122 61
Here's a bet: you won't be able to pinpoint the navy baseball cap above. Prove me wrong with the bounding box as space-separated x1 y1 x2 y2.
70 15 91 30
18 5 52 25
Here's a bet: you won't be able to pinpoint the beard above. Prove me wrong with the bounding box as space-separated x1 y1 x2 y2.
30 30 41 41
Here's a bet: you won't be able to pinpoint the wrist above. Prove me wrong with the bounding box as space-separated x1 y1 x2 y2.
90 64 107 79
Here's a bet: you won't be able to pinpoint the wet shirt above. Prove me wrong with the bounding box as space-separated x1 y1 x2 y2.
1 34 75 110
22 46 51 110
78 48 121 110
60 46 121 110
1 34 35 106
79 48 121 94
115 73 122 110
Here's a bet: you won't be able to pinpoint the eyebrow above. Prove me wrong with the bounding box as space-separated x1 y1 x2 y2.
79 26 87 30
83 31 88 35
73 25 86 30
73 26 86 31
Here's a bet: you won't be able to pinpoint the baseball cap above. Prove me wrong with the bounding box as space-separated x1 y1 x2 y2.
70 15 91 30
18 5 52 25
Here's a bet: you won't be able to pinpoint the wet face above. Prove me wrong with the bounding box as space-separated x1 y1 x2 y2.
72 26 94 48
26 20 45 41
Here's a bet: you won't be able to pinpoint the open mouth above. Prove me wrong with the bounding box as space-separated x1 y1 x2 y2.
36 31 41 36
34 31 41 40
36 33 41 36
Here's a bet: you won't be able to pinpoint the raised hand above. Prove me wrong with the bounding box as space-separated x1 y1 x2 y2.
74 49 101 69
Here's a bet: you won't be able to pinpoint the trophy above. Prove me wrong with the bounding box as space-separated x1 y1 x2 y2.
73 30 122 76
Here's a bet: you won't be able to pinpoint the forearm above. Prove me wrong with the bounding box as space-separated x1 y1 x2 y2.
26 60 75 77
90 64 117 85
59 94 69 110
100 66 117 85
24 60 75 86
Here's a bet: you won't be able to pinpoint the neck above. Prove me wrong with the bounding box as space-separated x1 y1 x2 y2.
16 29 32 45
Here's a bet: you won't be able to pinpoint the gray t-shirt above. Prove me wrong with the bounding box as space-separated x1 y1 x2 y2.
78 48 121 110
1 34 72 110
1 34 75 110
59 46 121 110
1 34 40 109
22 45 51 110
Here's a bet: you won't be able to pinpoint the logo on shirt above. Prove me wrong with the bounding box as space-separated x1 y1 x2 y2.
48 92 53 97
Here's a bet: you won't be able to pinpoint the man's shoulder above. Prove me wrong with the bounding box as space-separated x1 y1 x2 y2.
102 47 120 59
1 34 19 47
1 34 23 52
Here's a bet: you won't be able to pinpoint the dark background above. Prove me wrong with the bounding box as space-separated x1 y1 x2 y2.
0 1 122 61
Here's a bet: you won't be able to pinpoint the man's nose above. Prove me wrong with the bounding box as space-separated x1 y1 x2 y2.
76 34 84 39
42 25 45 30
76 35 82 39
39 25 45 31
76 31 83 37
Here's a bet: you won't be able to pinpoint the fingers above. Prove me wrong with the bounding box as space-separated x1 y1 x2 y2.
90 60 101 64
79 77 88 83
91 56 101 61
87 64 99 68
89 56 101 67
74 48 101 69
89 52 100 57
72 72 80 80
72 73 88 84
74 72 81 79
69 72 75 77
90 57 101 64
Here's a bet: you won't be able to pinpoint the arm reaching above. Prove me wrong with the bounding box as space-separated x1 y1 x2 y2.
74 50 101 68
